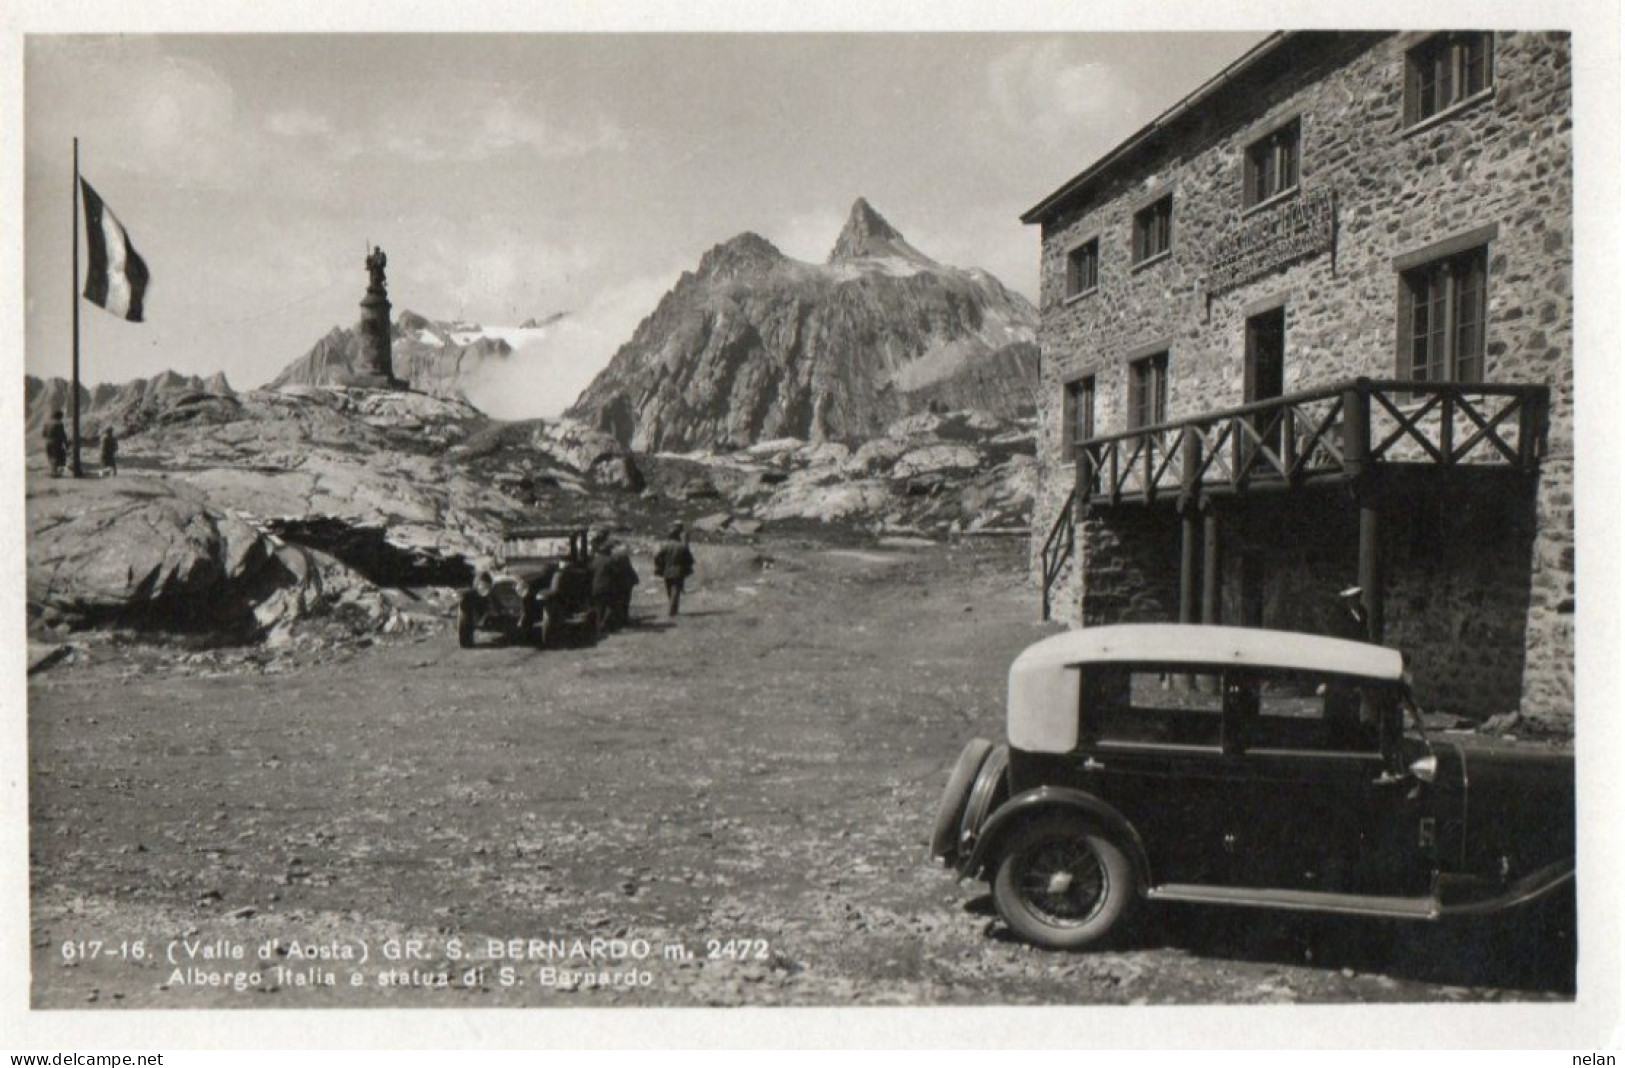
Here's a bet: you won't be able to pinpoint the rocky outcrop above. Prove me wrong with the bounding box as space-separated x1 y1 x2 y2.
26 474 278 628
25 371 238 438
567 198 1039 451
639 408 1036 535
23 381 632 643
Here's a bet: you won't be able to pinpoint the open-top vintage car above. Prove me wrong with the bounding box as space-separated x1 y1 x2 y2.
932 624 1575 950
457 527 594 649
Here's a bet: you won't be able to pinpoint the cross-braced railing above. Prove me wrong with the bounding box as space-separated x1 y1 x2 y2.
1073 378 1549 507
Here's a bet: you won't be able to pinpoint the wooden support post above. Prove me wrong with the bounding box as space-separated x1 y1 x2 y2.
1237 554 1263 628
1075 448 1093 519
1357 475 1384 644
1180 507 1199 627
1518 389 1550 468
1341 380 1371 480
1439 391 1455 465
1202 504 1220 626
1179 426 1201 628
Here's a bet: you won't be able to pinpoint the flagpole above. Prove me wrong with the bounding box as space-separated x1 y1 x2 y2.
71 137 82 478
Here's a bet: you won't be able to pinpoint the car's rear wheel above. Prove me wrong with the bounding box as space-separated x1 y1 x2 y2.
992 814 1136 951
456 606 476 649
931 739 994 863
538 603 557 649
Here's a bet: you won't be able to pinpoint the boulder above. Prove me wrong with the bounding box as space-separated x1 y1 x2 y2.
27 475 275 620
530 417 643 489
745 437 806 459
691 512 734 534
843 437 911 476
891 444 983 480
756 480 893 523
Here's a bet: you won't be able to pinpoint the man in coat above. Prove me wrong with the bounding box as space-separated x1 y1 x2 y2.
589 529 639 632
653 523 696 617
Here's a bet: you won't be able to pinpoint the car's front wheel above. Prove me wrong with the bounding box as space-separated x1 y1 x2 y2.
992 814 1136 951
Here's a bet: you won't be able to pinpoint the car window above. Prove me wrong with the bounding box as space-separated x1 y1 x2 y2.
1082 666 1224 749
1243 669 1387 754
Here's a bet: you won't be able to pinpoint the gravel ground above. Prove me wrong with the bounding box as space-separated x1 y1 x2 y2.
27 536 1573 1011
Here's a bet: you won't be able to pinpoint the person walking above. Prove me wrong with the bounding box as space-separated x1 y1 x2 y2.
43 411 68 477
98 426 119 477
653 522 696 617
589 529 638 633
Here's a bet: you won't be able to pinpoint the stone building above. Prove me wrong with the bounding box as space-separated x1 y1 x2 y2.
1024 32 1573 727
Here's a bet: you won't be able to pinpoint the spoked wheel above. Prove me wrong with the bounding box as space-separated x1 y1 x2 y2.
993 814 1136 950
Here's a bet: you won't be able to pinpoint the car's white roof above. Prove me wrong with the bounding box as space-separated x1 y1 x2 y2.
1012 624 1405 681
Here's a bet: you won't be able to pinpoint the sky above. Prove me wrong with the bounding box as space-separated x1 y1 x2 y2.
22 30 1266 417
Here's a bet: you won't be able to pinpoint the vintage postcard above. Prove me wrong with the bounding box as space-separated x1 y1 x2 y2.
3 0 1619 1051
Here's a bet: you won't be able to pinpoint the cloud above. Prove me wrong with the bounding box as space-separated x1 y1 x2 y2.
411 232 607 325
357 95 628 165
986 40 1141 143
257 91 629 168
459 269 679 420
29 42 247 188
469 99 629 160
265 109 335 139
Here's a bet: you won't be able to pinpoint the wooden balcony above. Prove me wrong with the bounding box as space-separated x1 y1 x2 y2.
1074 378 1550 508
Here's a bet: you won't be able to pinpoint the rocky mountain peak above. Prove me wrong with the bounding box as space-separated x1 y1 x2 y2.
828 197 932 265
695 232 787 282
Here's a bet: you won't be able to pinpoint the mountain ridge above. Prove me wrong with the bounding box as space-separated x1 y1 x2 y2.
567 198 1038 451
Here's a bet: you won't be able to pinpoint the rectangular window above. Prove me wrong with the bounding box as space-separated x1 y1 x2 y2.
1401 246 1488 383
1244 120 1300 208
1065 239 1099 298
1062 375 1095 450
1082 667 1224 751
1128 352 1168 429
1406 33 1495 125
1238 670 1395 755
1132 196 1173 265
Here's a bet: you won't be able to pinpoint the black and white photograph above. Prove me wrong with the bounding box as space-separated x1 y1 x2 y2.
4 0 1619 1051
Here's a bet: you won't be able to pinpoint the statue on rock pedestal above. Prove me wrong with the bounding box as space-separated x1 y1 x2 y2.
365 245 388 291
348 244 406 390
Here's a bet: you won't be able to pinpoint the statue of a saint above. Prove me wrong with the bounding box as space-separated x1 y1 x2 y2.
365 245 388 289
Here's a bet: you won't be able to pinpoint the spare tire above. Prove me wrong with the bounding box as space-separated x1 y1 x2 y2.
958 744 1010 863
931 739 994 864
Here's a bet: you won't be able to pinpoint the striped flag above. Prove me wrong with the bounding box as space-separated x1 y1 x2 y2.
80 178 150 322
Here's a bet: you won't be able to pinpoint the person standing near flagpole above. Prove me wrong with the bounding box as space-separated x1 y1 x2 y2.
44 411 69 477
98 426 119 477
72 137 150 476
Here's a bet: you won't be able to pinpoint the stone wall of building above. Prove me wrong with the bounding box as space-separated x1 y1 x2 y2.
1031 32 1573 727
1078 509 1181 626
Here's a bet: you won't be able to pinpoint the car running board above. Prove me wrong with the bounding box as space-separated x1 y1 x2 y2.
1147 884 1440 919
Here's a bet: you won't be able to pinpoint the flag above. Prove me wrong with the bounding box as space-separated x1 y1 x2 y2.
80 178 150 322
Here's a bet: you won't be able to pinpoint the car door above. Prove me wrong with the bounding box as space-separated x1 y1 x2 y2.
1220 669 1433 895
1072 663 1243 886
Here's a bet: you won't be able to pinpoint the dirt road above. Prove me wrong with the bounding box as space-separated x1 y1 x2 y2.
28 537 1571 1008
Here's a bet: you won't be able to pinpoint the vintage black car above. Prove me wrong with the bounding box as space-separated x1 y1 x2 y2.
932 624 1575 950
457 527 594 649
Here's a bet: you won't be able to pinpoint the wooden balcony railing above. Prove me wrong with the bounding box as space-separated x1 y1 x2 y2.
1074 378 1550 507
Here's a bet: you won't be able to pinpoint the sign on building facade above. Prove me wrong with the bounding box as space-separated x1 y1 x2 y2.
1205 189 1337 295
